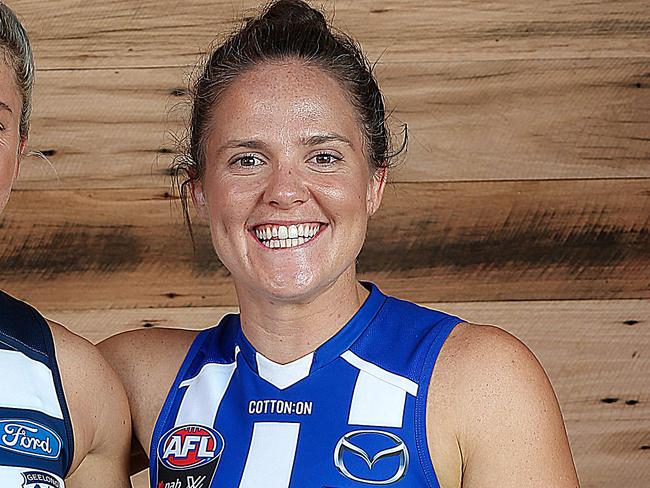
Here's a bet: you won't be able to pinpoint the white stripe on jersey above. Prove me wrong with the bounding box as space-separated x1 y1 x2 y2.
175 349 239 428
341 350 418 396
255 351 314 390
239 422 300 488
0 349 63 419
348 370 408 428
342 350 419 428
0 465 65 487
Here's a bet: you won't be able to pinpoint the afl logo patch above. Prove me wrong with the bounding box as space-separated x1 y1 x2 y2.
0 419 62 459
158 424 224 470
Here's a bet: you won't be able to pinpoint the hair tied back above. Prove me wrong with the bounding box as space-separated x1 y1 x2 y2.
260 0 329 31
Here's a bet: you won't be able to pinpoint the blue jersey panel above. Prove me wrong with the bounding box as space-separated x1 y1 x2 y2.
0 291 74 487
151 282 462 488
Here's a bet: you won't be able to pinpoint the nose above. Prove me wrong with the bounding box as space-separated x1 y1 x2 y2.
263 163 309 209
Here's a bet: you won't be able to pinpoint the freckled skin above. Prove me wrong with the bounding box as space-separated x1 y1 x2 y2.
0 62 23 213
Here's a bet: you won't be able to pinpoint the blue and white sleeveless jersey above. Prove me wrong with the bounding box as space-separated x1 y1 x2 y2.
0 291 74 488
151 282 462 488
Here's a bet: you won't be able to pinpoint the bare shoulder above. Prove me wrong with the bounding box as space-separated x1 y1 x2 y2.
427 322 579 488
97 327 199 395
97 327 199 450
47 320 131 477
429 322 556 426
48 320 129 422
435 322 545 380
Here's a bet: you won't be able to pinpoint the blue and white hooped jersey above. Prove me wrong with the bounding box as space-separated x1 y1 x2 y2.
0 291 74 488
151 282 462 488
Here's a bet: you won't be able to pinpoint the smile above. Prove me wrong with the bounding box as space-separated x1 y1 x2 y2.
253 223 324 249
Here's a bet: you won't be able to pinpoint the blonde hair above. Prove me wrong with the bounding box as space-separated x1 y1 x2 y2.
0 2 34 139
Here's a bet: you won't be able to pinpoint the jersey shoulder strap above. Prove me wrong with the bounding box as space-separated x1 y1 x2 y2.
350 293 463 384
0 291 52 362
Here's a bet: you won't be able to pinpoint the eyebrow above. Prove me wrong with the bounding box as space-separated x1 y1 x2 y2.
220 139 270 152
301 133 353 147
216 132 353 155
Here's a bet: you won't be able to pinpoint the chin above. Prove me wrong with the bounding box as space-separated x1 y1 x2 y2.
258 268 324 303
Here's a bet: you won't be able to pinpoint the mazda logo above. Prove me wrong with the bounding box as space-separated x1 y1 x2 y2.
333 430 409 484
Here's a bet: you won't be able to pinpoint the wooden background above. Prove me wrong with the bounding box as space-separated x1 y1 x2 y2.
1 1 649 486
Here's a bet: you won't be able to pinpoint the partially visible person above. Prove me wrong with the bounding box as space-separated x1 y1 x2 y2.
0 3 131 486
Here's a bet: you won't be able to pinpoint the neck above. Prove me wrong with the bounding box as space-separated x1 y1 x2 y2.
236 271 369 364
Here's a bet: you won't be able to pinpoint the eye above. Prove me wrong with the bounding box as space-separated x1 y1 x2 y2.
307 152 341 166
231 153 265 168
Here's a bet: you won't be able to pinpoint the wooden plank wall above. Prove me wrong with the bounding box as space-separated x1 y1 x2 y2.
1 1 648 486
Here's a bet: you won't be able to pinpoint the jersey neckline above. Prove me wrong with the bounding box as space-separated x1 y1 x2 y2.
234 281 388 389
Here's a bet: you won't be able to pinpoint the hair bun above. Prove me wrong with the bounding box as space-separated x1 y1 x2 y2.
261 0 328 31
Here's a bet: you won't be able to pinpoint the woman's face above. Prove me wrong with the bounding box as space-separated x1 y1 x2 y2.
0 61 23 214
194 60 385 302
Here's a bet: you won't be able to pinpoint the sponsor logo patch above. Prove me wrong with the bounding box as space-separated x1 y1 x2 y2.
0 419 62 460
334 430 409 485
158 424 224 470
156 424 224 488
157 475 206 488
21 470 61 488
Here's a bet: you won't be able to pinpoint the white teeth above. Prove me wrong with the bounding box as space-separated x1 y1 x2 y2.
254 223 323 249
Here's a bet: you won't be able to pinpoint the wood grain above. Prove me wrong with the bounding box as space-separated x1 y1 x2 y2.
11 0 650 69
2 179 648 308
1 2 646 485
15 58 650 189
44 299 649 487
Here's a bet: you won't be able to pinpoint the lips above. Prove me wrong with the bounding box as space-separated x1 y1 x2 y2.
253 223 324 249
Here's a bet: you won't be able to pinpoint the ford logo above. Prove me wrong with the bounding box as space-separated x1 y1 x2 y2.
0 419 62 459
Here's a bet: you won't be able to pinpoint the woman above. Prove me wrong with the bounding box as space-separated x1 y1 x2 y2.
0 4 131 487
100 1 580 486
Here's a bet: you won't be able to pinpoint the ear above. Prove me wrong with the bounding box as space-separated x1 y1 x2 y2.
366 167 387 217
190 178 209 220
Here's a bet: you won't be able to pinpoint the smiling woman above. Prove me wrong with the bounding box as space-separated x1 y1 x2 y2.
98 1 580 487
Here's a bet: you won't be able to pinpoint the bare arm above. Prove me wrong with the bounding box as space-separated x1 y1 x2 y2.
428 323 580 488
98 327 198 475
49 321 132 488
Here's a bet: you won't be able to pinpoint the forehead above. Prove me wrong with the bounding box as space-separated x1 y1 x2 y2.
208 60 363 144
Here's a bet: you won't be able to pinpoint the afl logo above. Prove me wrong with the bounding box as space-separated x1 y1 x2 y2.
157 425 224 470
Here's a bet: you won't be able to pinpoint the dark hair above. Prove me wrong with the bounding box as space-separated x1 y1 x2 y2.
0 2 34 139
173 0 406 236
